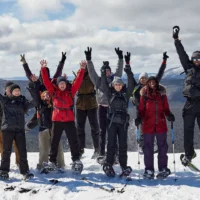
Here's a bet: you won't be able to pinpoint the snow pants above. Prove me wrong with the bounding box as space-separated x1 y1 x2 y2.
143 133 168 171
37 128 65 169
0 130 29 174
106 123 128 168
76 108 99 151
50 122 80 163
183 98 200 159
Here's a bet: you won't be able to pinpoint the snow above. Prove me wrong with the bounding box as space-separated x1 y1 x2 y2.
0 149 200 200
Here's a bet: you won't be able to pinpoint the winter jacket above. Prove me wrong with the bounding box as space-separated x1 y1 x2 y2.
76 72 98 110
87 59 123 106
138 85 171 134
41 67 85 122
101 64 136 126
175 40 200 98
0 94 36 131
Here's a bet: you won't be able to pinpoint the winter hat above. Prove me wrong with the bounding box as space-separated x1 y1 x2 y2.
192 51 200 58
5 81 14 89
112 76 124 86
103 61 111 72
10 84 21 94
147 76 159 85
139 72 148 81
56 76 67 85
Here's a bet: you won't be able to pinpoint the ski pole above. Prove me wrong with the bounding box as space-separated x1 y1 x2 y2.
171 122 177 181
136 126 141 181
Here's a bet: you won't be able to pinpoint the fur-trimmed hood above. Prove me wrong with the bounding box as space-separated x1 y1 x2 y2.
140 84 166 96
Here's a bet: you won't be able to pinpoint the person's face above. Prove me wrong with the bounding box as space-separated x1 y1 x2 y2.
113 83 123 92
12 88 21 96
43 92 51 101
5 87 11 96
58 81 66 91
106 69 111 77
139 76 148 85
148 80 157 89
192 57 200 67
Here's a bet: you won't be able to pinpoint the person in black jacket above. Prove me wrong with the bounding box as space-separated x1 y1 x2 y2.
28 76 65 172
172 25 200 166
0 83 37 180
20 53 66 132
101 52 136 177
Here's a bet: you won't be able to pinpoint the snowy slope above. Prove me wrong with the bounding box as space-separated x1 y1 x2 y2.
0 149 200 200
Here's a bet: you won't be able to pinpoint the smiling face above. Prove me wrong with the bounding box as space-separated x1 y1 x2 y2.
139 76 148 85
148 79 157 89
192 57 200 67
58 81 67 91
12 88 21 96
113 83 123 92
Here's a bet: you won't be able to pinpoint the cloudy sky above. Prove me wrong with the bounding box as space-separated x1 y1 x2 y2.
0 0 200 78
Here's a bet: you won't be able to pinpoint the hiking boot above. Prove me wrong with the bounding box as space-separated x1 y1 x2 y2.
71 160 83 174
120 166 132 177
103 163 115 177
156 168 171 179
143 170 154 180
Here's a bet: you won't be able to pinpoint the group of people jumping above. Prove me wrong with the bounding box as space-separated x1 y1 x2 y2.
0 25 199 180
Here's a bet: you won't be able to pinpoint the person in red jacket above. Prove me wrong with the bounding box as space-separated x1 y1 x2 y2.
138 76 175 179
41 60 86 174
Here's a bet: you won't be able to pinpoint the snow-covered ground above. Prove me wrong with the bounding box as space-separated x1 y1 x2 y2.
0 149 200 200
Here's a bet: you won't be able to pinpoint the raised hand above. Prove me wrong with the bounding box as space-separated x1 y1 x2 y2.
80 60 87 69
115 47 123 59
172 26 180 39
124 52 131 64
20 54 26 64
84 47 92 61
61 52 67 63
30 74 38 82
40 60 47 68
163 52 169 61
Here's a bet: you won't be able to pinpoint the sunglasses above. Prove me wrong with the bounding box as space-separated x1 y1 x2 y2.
192 58 200 62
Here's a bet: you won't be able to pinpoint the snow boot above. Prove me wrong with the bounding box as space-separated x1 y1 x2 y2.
143 170 154 180
0 170 9 180
103 163 115 177
120 166 132 178
156 168 171 179
180 151 196 167
71 160 83 174
23 172 34 180
45 162 57 171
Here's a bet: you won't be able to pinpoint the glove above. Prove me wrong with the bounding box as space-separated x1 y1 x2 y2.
20 54 26 64
115 47 123 59
135 117 142 127
172 26 180 39
124 65 132 74
61 52 66 63
124 52 131 64
163 52 169 61
167 113 175 122
85 47 92 61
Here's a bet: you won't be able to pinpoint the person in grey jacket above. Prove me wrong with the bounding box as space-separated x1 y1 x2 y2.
85 47 124 157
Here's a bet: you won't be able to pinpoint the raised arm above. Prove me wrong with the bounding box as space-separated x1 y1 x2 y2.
114 47 124 77
20 54 33 81
173 26 191 72
40 60 55 94
100 64 111 99
71 60 86 97
156 52 168 82
85 47 101 89
53 52 66 78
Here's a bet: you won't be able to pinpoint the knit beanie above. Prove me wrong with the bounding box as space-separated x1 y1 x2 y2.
112 76 124 86
56 76 67 85
139 72 148 81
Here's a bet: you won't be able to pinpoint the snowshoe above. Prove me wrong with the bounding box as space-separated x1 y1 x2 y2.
0 171 9 180
120 166 132 178
97 155 106 165
71 160 83 174
103 163 115 177
156 168 171 180
23 172 34 181
91 150 99 159
44 162 57 171
143 170 154 180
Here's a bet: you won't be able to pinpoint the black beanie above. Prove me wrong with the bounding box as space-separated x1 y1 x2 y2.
56 76 67 85
103 61 111 72
10 84 21 94
147 76 159 85
5 81 14 89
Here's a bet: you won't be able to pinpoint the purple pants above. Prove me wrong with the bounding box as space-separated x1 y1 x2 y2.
143 133 168 171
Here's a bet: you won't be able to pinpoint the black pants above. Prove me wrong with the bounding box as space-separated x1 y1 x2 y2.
76 108 99 150
106 123 128 168
50 121 80 163
0 130 29 174
183 99 200 159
